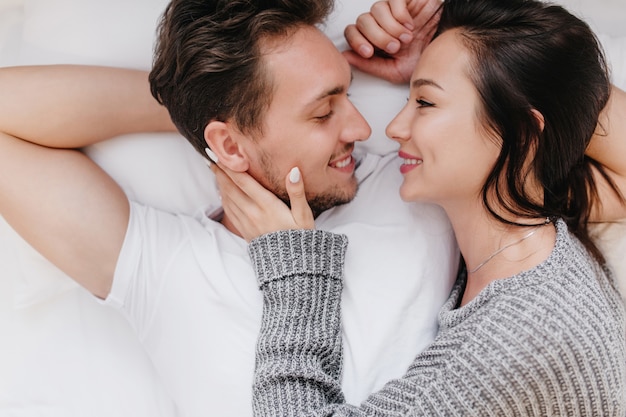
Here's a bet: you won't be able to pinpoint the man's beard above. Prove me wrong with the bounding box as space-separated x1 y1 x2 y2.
259 152 358 218
275 182 357 218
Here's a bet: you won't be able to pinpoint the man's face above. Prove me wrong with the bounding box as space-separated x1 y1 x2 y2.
240 26 371 216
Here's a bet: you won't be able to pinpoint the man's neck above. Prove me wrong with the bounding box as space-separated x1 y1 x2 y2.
220 213 243 239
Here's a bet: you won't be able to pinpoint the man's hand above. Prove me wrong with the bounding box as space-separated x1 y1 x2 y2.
211 161 314 242
343 0 442 84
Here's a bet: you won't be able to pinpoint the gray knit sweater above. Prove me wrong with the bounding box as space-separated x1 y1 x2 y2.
248 220 626 416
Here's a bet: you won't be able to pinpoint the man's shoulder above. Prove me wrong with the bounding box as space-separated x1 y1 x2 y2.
126 200 246 255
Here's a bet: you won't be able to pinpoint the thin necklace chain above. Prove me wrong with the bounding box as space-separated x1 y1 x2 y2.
469 218 551 274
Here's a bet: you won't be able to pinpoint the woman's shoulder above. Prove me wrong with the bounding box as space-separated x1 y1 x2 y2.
425 255 625 396
437 218 624 361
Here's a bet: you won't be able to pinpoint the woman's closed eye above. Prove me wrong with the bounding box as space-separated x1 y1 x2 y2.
416 99 434 108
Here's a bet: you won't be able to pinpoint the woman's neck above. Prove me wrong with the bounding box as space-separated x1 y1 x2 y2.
444 204 556 306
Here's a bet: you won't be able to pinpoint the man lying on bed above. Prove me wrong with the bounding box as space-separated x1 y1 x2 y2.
0 0 458 415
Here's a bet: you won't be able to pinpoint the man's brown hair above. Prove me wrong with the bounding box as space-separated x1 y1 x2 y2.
149 0 334 156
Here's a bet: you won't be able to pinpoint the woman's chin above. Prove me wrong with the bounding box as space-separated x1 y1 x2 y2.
399 183 441 205
399 185 420 203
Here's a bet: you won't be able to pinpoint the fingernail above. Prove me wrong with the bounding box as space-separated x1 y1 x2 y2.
386 41 400 53
358 44 373 57
399 33 413 44
204 147 219 164
404 23 414 31
289 167 300 184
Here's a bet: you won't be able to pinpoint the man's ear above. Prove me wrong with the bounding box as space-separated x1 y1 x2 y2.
204 121 250 172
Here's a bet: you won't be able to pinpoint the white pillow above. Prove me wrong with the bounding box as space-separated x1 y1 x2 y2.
19 0 163 69
600 33 626 89
0 0 23 67
591 221 626 303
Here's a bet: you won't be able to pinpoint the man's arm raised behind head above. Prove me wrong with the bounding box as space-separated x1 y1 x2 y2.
0 65 175 298
0 65 175 147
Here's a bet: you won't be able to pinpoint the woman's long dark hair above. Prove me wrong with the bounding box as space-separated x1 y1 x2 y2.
436 0 621 262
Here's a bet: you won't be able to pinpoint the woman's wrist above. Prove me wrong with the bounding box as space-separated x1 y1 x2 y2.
248 229 348 288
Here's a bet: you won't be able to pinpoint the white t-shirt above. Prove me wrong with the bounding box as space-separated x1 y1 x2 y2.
106 151 458 417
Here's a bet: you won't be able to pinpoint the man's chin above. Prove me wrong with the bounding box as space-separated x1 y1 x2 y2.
273 178 358 218
305 184 359 218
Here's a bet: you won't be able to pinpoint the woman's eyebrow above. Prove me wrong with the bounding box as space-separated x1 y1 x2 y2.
411 78 444 91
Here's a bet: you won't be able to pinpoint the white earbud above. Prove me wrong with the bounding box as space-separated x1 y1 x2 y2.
204 147 219 164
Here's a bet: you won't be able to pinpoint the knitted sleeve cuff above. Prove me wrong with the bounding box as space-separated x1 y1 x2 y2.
248 229 348 288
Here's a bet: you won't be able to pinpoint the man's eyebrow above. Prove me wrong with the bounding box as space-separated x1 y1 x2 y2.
316 85 345 100
411 78 444 90
312 73 354 102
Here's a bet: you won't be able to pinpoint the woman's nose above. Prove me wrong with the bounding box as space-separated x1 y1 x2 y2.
386 105 412 143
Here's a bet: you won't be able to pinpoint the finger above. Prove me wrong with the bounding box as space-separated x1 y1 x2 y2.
408 0 442 36
213 165 256 213
218 162 278 206
422 15 438 44
344 24 375 58
214 168 268 241
342 50 407 84
285 167 314 229
205 147 273 205
374 0 415 41
220 194 257 242
354 12 402 55
388 0 415 29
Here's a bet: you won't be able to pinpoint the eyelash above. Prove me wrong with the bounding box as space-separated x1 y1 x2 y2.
416 99 434 108
315 110 334 122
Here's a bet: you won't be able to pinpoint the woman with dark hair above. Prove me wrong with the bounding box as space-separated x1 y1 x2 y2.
214 0 626 414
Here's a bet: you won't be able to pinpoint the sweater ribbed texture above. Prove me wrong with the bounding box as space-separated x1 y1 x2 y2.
249 230 349 416
250 221 626 416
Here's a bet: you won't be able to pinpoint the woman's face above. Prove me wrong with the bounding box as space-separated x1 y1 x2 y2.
386 29 500 208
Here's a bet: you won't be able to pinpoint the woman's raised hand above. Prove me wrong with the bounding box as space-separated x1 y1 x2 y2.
343 0 442 84
211 161 314 242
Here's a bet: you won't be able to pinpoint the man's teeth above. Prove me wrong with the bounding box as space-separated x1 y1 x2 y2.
334 156 352 168
404 158 422 165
